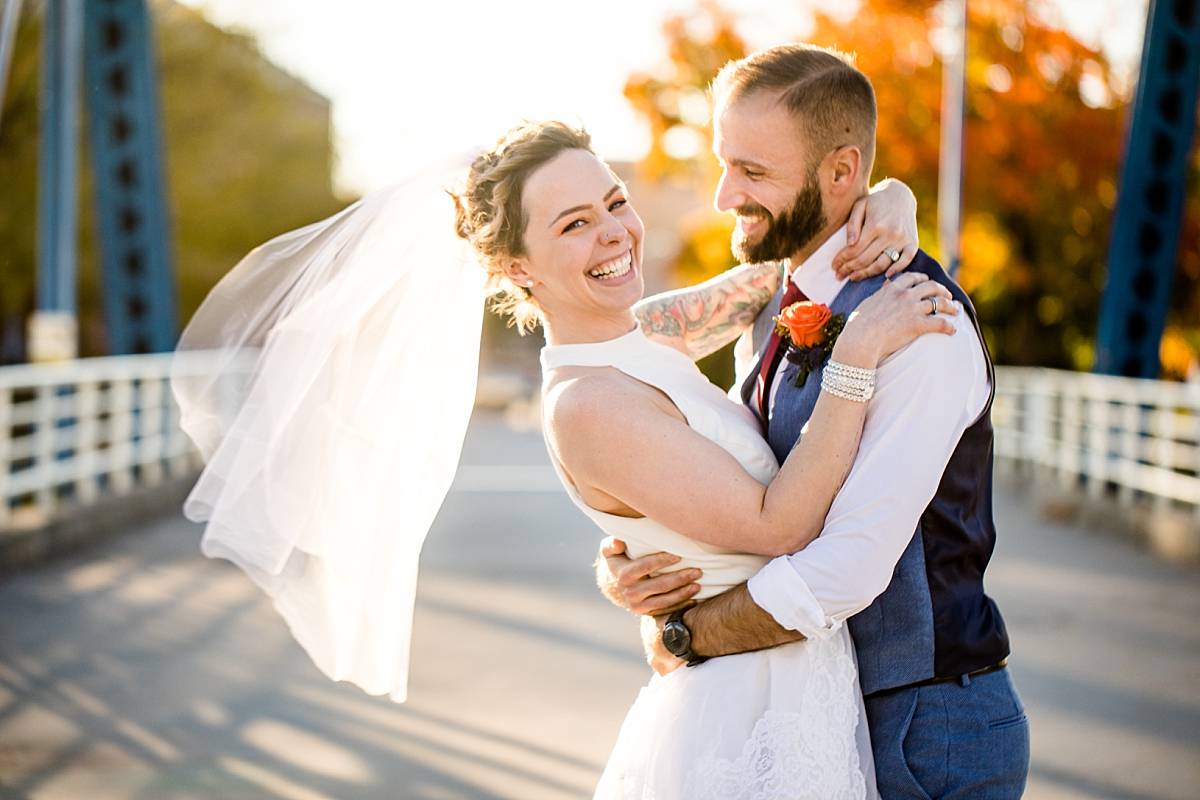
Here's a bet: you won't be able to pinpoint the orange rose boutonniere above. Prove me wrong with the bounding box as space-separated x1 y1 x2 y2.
773 301 847 388
777 302 832 348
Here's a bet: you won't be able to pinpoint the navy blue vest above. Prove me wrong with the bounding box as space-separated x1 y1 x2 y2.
740 251 1010 695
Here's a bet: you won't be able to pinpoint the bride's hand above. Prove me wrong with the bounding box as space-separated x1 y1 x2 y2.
597 538 702 616
833 273 959 366
833 178 919 281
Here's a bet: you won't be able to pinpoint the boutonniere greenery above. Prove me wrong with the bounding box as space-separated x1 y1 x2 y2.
774 301 847 388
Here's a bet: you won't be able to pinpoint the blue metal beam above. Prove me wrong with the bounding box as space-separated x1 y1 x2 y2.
36 0 82 319
83 0 176 354
1095 0 1200 377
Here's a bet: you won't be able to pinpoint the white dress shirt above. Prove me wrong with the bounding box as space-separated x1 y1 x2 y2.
739 225 992 639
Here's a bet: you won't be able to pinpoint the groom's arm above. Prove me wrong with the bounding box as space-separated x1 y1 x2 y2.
634 262 780 361
676 583 802 656
658 304 990 663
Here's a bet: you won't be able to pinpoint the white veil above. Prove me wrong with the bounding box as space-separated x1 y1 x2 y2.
170 156 485 702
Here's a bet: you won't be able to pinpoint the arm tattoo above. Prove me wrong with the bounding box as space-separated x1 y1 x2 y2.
634 262 781 360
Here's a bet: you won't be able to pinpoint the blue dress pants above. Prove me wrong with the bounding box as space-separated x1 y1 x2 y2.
864 667 1030 799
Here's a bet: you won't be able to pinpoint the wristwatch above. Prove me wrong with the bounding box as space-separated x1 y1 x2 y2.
662 609 709 667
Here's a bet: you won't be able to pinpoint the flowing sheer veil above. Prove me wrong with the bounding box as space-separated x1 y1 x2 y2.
170 156 485 702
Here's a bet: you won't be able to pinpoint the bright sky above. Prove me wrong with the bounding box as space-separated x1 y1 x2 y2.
176 0 1149 196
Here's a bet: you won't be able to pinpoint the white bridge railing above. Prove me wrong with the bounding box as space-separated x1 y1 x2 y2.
993 367 1200 517
2 358 1197 531
0 353 203 529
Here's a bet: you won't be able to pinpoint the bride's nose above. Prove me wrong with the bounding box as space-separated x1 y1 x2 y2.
600 217 628 245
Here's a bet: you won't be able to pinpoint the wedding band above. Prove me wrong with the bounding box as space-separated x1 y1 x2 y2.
885 248 900 263
927 297 938 315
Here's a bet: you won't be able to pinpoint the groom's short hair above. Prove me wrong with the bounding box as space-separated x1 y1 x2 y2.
713 44 877 177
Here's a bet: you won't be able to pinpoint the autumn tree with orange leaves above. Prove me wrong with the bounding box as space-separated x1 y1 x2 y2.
624 0 1199 379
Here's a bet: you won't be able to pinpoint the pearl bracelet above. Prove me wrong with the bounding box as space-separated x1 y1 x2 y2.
821 360 876 403
823 361 875 382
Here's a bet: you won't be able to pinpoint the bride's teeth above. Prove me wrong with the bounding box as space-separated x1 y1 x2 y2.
588 252 632 280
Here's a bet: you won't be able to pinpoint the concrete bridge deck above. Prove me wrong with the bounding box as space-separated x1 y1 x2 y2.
1 411 1197 799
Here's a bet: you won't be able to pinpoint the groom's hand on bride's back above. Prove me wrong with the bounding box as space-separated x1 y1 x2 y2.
596 537 701 616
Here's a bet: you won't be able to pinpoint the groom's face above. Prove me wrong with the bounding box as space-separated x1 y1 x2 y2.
713 92 828 264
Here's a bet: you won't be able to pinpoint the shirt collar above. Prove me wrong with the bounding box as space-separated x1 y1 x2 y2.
788 224 849 305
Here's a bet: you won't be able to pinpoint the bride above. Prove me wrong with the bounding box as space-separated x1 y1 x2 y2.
172 121 954 798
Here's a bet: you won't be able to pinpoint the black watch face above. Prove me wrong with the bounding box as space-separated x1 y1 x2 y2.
662 620 690 656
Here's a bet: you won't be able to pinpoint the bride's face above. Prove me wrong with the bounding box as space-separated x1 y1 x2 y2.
509 149 645 320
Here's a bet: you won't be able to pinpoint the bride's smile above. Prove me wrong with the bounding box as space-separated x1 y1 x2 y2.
587 248 636 284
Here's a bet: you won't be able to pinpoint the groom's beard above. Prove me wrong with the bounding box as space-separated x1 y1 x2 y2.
732 172 827 264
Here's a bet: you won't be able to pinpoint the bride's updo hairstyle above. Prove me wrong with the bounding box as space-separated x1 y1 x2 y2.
452 120 594 334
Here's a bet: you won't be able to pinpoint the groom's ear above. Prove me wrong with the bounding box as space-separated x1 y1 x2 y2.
826 145 864 196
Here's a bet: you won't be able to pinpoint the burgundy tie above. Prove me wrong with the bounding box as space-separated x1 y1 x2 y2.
757 281 807 424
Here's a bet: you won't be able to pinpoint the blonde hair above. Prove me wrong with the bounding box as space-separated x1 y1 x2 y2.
713 43 877 178
451 121 594 334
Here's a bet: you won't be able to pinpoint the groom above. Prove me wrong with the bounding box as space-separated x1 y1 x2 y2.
598 44 1030 798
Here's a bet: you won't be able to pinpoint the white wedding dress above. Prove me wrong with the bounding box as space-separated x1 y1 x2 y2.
540 327 878 800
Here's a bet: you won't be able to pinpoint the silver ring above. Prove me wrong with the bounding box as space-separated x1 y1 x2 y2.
885 248 901 263
927 297 938 316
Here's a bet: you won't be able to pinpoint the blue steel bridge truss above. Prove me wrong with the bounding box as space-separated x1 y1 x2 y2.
1095 0 1200 378
24 0 175 356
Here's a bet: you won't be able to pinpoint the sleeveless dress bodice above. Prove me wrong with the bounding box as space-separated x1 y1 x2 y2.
540 326 780 600
540 324 876 800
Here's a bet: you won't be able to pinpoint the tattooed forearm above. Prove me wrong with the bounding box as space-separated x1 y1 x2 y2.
634 262 781 361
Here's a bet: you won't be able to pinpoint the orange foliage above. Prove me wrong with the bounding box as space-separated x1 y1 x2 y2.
625 0 1199 376
623 1 746 185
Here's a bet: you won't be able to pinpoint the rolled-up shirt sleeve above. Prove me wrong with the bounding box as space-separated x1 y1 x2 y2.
747 305 990 639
